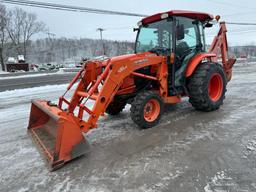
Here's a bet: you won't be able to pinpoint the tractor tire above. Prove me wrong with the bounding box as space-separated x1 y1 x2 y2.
187 62 227 112
130 91 163 129
106 100 126 115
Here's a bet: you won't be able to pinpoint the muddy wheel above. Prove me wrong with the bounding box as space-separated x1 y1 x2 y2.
106 100 126 115
130 91 163 129
187 62 227 112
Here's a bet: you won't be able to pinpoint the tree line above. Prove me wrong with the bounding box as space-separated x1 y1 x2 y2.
0 4 135 70
28 38 134 65
0 4 46 71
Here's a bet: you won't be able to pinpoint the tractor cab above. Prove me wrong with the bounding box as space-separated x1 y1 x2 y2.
135 10 214 95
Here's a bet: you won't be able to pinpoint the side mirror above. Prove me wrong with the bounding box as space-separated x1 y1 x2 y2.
133 28 139 32
205 22 213 28
176 24 185 41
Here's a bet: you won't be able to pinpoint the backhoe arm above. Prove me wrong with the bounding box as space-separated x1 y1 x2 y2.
209 22 236 81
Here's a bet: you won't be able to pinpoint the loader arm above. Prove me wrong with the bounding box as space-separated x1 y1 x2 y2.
61 53 165 133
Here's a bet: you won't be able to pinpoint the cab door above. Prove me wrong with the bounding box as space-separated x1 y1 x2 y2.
169 16 205 95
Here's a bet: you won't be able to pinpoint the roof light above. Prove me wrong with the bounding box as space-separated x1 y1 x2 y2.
215 15 221 22
137 21 143 27
161 13 169 19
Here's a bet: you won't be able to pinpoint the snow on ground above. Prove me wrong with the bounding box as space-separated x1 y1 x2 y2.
0 84 69 108
204 171 236 192
57 68 80 73
0 72 61 80
0 84 68 99
1 63 256 191
0 70 9 74
204 170 256 192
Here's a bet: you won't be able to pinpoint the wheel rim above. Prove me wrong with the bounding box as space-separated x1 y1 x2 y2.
208 73 223 102
144 99 160 122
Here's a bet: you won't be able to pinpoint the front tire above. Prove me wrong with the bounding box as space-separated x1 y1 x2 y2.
187 62 227 112
130 91 163 129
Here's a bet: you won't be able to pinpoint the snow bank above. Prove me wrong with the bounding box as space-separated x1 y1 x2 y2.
0 73 58 80
57 68 80 74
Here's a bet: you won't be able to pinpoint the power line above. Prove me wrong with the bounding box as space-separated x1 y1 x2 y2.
206 0 255 10
222 11 256 18
226 22 256 26
207 29 256 38
207 26 256 35
0 0 148 17
2 0 256 27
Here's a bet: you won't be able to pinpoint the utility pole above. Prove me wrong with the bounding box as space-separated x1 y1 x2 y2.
46 32 56 64
97 28 106 56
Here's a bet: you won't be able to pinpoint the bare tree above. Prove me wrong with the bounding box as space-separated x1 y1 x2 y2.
6 8 46 59
0 4 8 71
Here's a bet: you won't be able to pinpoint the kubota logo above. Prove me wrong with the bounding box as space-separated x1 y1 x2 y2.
134 58 149 65
117 65 127 73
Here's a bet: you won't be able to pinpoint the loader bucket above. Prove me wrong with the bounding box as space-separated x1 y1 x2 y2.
28 100 89 171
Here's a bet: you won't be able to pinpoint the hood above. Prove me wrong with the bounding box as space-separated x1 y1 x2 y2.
108 52 161 64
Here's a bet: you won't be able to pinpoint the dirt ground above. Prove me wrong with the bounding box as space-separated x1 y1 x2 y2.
1 62 256 192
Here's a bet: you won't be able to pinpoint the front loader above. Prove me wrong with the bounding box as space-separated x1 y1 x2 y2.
28 10 236 170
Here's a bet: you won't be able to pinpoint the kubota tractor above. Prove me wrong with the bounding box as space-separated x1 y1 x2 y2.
28 10 236 170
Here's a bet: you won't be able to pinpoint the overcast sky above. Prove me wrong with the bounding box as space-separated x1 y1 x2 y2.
3 0 256 46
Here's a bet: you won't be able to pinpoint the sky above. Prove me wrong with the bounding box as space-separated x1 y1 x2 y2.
2 0 256 46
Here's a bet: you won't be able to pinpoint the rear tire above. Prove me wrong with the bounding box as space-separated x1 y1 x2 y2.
130 91 163 129
106 100 126 115
187 62 227 112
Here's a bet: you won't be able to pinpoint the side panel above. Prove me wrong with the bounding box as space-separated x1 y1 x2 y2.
185 53 216 77
86 54 165 129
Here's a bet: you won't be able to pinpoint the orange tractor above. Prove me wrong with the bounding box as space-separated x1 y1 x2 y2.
28 10 236 170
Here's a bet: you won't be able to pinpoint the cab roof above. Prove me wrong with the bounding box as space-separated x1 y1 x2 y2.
141 10 214 25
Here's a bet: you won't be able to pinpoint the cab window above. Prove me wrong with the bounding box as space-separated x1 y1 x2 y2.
175 17 204 52
136 19 173 54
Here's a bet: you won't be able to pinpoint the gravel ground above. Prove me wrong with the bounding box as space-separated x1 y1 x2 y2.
1 62 256 192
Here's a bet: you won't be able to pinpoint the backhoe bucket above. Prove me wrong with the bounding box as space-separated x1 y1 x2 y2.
28 100 89 171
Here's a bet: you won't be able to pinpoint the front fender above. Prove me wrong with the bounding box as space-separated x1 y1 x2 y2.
185 53 216 78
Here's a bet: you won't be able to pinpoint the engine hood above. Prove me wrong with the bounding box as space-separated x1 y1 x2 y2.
106 52 162 64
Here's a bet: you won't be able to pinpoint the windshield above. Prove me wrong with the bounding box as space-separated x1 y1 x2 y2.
135 19 173 54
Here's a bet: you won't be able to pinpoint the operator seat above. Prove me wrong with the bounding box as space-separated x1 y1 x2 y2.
175 41 190 69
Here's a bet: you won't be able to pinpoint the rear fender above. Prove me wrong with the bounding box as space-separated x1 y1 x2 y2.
185 53 216 78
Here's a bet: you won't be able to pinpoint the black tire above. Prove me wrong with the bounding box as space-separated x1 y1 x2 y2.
130 91 163 129
106 100 126 115
187 62 227 112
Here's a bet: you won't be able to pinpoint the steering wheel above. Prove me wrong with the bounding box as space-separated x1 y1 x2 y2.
149 46 170 55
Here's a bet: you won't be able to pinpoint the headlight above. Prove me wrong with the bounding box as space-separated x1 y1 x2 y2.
137 21 143 27
161 13 169 19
